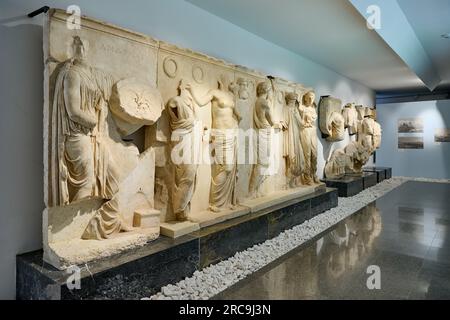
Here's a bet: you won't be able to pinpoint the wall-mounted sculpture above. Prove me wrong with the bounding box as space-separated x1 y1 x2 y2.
44 10 163 268
370 108 382 149
318 96 345 142
342 103 358 135
43 9 362 268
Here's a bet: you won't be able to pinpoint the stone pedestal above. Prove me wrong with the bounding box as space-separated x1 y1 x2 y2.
322 176 364 197
17 187 338 300
362 172 377 189
364 166 392 181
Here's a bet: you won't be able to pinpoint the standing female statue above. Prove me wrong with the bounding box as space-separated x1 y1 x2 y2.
166 81 200 221
51 36 119 206
299 91 320 185
187 76 242 212
283 92 304 188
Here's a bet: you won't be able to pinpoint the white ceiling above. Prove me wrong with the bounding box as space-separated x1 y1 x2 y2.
187 0 450 93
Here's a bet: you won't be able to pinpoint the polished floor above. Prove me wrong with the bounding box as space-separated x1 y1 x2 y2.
215 181 450 300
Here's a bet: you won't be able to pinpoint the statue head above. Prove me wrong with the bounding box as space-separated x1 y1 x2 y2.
344 103 355 109
256 81 272 97
218 75 232 92
285 92 298 104
232 77 250 99
71 36 87 62
237 77 249 88
302 91 316 107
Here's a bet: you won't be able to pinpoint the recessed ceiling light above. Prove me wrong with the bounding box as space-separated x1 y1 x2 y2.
441 33 450 39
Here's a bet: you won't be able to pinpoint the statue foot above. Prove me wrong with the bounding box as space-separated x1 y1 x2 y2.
175 212 189 222
209 205 221 213
120 223 136 232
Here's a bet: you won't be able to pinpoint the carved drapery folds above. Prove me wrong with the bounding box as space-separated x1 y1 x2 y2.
299 91 320 185
50 35 163 242
318 96 345 142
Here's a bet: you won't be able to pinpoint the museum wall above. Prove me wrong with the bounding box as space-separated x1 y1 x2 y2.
0 0 374 299
377 99 450 179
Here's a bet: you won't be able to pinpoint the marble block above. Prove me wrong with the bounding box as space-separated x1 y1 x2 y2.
241 183 325 213
191 206 251 229
160 221 200 238
133 209 160 228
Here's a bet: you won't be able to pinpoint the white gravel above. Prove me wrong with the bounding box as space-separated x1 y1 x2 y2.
144 176 449 300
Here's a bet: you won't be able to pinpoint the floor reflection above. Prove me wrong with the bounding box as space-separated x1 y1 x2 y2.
215 181 450 300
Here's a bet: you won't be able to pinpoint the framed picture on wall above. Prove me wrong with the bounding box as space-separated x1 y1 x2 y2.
435 129 450 142
398 118 424 133
398 135 424 149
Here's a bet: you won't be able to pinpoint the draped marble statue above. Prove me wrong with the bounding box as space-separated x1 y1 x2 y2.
369 108 382 149
324 141 371 179
51 36 136 240
318 96 345 142
187 77 242 212
45 13 162 268
283 92 304 188
358 107 376 150
299 91 320 185
249 81 284 198
342 103 358 135
51 36 117 207
324 106 382 179
166 80 201 221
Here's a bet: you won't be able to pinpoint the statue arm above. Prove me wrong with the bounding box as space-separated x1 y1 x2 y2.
188 87 214 107
263 101 275 127
233 105 242 122
64 71 97 129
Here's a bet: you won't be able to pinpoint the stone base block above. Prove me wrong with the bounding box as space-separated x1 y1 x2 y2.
17 187 338 299
322 175 364 197
133 209 160 228
364 166 392 180
362 172 377 189
160 221 200 238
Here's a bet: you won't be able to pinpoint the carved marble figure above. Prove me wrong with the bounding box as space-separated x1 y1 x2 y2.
283 92 304 187
342 103 358 135
249 81 284 198
166 80 201 221
44 9 163 268
236 77 252 100
318 96 345 142
187 76 242 212
299 91 320 185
